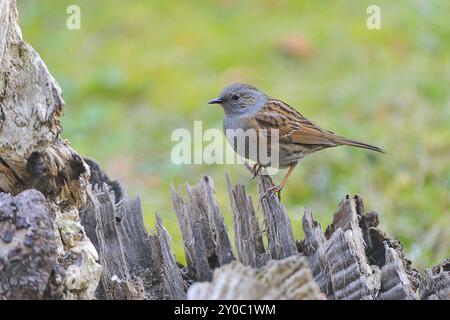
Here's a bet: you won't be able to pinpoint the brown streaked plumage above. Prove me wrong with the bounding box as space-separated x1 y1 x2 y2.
209 83 385 199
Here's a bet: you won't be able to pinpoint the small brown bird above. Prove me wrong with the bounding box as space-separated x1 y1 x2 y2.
209 83 385 199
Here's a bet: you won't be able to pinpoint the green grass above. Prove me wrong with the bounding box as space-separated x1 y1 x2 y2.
18 0 450 269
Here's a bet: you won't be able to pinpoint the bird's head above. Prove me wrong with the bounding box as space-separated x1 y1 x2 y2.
208 83 265 114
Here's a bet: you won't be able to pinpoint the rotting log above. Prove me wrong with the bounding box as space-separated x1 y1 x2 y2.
0 0 449 300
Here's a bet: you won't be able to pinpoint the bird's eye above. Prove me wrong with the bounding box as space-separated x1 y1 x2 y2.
231 94 239 100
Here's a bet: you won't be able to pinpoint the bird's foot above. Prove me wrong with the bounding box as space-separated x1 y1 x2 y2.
259 185 282 202
251 164 262 180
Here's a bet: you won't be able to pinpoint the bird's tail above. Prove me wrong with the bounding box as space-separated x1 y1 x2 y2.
329 134 386 154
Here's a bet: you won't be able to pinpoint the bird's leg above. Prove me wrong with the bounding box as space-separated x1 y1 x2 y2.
260 163 297 201
278 163 297 190
251 164 262 180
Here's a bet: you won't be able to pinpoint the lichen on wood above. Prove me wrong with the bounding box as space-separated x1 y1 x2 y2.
0 190 57 299
0 0 100 299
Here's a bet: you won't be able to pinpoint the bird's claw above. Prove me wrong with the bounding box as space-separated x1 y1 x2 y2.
251 164 262 180
259 185 282 202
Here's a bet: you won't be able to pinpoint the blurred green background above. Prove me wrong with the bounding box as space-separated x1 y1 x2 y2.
18 1 449 269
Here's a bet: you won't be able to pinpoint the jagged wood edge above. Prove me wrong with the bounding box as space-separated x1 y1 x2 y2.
80 160 186 299
302 195 420 299
0 0 100 299
225 172 269 267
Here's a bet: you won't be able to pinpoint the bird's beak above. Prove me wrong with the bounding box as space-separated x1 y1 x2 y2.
208 97 223 105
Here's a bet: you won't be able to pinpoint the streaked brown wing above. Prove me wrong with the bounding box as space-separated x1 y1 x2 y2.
254 98 335 146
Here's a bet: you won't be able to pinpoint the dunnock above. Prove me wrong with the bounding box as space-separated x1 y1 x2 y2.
209 83 384 198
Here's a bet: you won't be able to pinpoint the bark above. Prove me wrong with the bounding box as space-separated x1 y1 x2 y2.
0 0 100 299
301 195 418 299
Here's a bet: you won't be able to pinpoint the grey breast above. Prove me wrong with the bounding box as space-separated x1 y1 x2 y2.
223 114 279 167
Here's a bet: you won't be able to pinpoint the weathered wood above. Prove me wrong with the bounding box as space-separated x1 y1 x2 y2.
358 205 418 299
1 0 448 301
0 190 57 299
258 175 298 259
419 259 449 300
154 214 187 299
199 175 234 267
187 255 324 300
80 163 187 300
0 0 89 209
170 175 234 282
0 0 101 299
171 172 300 281
378 243 417 300
81 184 144 300
224 172 298 267
301 209 333 296
302 195 419 300
171 174 448 300
225 173 268 267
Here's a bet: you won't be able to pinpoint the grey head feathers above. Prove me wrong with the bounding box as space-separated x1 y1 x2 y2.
208 83 267 115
